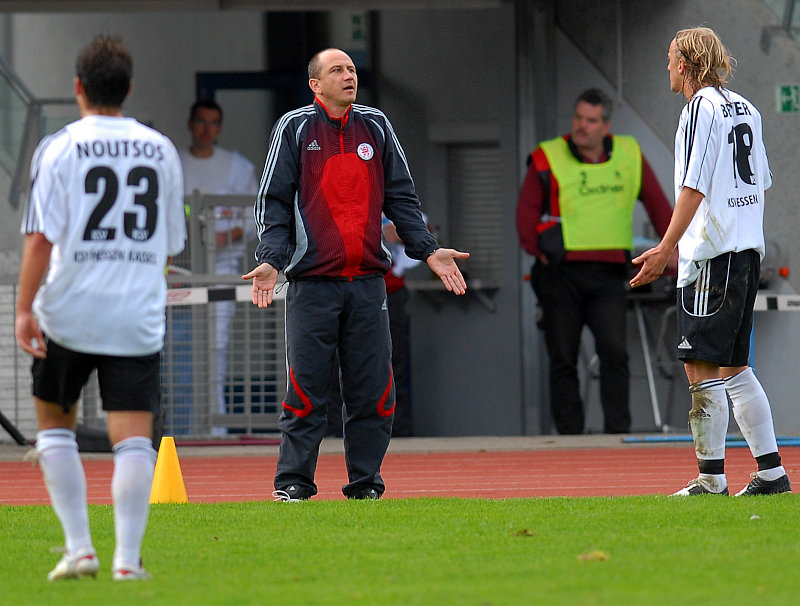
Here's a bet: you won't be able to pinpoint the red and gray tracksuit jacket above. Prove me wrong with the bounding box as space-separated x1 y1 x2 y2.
255 99 438 279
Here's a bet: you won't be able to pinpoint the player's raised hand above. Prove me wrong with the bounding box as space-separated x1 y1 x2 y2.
242 262 279 308
426 248 470 295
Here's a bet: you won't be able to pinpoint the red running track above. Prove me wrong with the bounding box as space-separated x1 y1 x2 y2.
2 446 798 505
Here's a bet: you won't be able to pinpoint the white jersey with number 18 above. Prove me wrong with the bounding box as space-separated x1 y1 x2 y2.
21 115 186 356
674 86 771 287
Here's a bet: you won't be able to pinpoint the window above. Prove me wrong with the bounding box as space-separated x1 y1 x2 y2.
446 144 503 279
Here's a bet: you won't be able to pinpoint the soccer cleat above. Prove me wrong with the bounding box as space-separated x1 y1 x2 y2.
272 484 313 502
113 562 151 581
735 473 792 496
47 546 99 581
671 478 729 496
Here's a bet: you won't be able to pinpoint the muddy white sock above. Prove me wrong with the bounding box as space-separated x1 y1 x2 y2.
688 378 728 478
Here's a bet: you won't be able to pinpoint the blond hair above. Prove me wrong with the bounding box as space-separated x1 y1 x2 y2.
674 26 735 93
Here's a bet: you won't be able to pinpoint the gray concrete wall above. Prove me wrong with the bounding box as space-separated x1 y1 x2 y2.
378 6 524 436
0 11 269 440
6 11 266 149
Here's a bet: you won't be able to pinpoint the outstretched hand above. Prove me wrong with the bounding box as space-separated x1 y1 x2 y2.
630 246 671 288
426 248 470 295
242 262 279 308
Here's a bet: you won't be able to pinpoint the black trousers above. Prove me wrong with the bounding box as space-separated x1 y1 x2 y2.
276 277 394 498
326 286 413 437
531 261 630 434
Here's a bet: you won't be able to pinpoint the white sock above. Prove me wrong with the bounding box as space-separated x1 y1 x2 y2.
725 368 785 479
36 429 93 554
725 367 778 453
112 437 156 569
688 379 728 475
755 467 786 481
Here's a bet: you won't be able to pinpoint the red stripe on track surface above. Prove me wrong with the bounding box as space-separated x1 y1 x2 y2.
1 446 798 505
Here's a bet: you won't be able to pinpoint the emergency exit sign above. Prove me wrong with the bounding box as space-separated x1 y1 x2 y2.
776 84 800 113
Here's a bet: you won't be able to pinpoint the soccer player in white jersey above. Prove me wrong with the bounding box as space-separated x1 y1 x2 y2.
630 26 790 496
15 35 186 580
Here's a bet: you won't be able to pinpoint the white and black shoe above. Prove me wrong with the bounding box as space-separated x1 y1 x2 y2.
735 473 791 496
272 484 313 502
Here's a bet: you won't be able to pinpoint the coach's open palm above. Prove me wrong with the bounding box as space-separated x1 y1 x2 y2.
243 262 279 308
426 248 470 295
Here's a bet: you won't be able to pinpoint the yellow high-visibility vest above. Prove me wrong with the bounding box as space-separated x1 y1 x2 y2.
539 135 641 250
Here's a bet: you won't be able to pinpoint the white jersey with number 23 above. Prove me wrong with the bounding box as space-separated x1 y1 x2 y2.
21 115 186 356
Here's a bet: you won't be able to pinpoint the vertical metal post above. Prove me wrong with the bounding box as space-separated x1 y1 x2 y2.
783 0 797 31
633 300 664 431
516 0 557 434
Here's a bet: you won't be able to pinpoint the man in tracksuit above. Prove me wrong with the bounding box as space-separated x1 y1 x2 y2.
243 48 469 500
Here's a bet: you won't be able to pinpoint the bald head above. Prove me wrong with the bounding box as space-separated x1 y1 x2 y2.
308 48 358 116
308 48 352 79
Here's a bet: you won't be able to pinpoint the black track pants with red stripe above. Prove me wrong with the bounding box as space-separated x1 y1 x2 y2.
274 276 395 498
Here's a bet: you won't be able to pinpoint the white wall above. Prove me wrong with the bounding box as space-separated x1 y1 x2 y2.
8 11 265 145
0 11 266 262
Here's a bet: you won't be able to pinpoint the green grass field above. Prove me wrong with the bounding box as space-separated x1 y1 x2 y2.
2 496 798 605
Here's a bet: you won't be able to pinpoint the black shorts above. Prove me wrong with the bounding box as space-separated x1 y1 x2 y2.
32 336 161 413
675 249 760 367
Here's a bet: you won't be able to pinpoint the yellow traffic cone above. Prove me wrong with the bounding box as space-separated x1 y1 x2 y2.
150 436 188 503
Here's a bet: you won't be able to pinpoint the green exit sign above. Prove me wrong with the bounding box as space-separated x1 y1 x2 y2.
776 84 800 113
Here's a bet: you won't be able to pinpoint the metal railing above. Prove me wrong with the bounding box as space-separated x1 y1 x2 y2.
0 53 76 211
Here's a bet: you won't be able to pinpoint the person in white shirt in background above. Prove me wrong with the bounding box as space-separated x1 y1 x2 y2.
179 99 259 436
